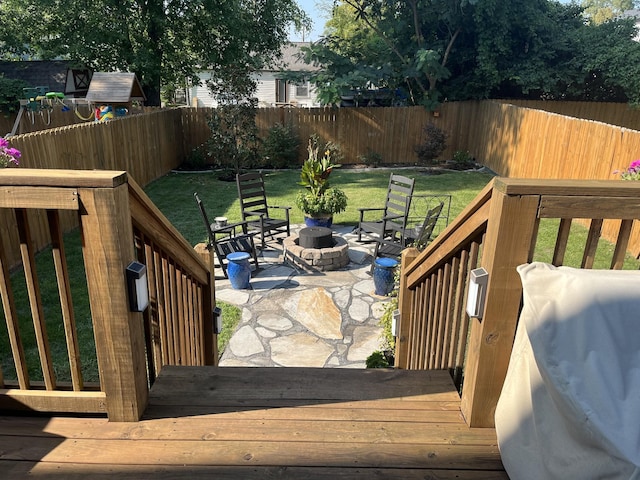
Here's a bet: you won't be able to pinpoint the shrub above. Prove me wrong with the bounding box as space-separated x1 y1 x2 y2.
262 122 301 168
358 149 383 167
452 150 476 169
365 351 390 368
414 123 448 165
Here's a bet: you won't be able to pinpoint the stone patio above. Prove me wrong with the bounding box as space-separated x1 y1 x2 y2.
213 225 392 368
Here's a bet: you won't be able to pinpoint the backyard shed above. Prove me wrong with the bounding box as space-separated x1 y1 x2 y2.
85 72 146 104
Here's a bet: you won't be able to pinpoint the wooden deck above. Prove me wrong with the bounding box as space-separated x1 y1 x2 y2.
0 367 506 479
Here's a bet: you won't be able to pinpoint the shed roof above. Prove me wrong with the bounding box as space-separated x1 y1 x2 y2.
85 72 146 103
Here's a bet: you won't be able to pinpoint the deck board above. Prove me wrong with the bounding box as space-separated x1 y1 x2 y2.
0 366 507 478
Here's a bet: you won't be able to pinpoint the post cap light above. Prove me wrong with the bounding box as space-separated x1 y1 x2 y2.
466 267 489 319
126 261 149 312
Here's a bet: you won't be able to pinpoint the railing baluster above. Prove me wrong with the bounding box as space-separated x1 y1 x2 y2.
48 210 83 391
16 208 56 390
552 218 572 266
582 218 603 268
0 224 29 389
611 220 634 270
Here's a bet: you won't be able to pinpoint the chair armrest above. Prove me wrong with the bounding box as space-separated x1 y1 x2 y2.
358 207 384 213
269 205 292 210
358 207 385 224
242 210 265 219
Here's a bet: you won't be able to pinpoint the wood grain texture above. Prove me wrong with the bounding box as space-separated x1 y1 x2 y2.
0 366 506 479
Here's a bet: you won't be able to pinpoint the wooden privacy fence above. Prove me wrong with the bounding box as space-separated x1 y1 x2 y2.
453 101 640 257
501 100 640 131
1 109 190 268
396 178 640 428
5 102 640 256
0 169 215 421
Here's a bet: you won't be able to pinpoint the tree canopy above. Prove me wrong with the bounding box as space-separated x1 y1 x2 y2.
0 0 310 105
581 0 638 24
296 0 640 107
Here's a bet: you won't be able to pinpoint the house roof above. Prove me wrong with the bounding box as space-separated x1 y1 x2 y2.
0 60 92 97
270 42 320 73
85 72 146 103
0 60 70 92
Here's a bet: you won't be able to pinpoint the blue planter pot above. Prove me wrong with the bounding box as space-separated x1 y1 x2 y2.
226 252 251 289
373 257 398 296
304 215 333 228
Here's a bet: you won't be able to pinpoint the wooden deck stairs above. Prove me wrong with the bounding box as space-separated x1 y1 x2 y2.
0 366 506 479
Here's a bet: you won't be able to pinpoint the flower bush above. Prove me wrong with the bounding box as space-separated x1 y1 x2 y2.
616 159 640 181
0 138 21 168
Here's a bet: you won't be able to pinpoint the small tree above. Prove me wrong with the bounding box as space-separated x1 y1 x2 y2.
414 123 448 166
206 67 260 175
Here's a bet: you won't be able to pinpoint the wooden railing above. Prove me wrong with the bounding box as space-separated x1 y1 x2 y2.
0 169 215 421
396 178 640 427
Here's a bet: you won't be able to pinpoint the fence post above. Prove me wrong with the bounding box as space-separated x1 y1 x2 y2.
460 184 540 427
395 247 419 369
79 178 149 421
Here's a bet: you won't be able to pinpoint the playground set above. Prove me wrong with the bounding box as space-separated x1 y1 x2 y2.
8 72 146 137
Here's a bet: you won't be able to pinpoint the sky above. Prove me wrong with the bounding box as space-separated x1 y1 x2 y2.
289 0 330 42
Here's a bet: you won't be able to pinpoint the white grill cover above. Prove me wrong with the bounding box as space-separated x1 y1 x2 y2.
496 262 640 480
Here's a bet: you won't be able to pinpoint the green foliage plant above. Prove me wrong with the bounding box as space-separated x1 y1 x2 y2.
262 122 301 168
414 123 448 165
295 135 348 217
358 149 383 167
0 76 27 115
365 350 390 368
452 150 476 169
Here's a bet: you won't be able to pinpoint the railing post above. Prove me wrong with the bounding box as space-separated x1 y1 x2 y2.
195 243 218 365
460 187 540 427
79 181 149 421
395 247 419 369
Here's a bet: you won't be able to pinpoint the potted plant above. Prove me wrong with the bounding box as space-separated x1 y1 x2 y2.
295 136 347 227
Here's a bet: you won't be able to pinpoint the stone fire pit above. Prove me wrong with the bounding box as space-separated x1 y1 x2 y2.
283 227 349 272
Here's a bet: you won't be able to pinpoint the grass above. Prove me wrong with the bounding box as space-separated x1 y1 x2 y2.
144 168 496 246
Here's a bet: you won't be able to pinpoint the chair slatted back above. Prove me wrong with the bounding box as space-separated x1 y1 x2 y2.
384 174 415 237
237 172 269 219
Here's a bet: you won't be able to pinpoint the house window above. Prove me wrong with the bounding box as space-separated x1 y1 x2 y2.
295 82 309 98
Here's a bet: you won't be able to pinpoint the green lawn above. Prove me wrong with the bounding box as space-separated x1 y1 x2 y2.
145 168 496 246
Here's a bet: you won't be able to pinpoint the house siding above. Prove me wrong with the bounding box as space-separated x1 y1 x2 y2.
188 71 318 108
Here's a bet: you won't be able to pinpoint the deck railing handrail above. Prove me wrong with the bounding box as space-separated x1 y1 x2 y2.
0 169 215 421
396 177 640 428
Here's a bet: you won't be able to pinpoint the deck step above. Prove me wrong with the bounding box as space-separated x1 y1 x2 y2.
0 366 507 479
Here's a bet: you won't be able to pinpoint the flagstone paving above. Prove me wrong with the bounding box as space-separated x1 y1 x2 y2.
215 226 392 368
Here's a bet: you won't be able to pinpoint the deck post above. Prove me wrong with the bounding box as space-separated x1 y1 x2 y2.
79 180 149 421
195 244 218 365
460 185 540 427
395 247 419 369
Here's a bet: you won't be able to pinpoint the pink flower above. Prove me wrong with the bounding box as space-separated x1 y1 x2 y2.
5 147 21 159
0 138 8 148
629 159 640 171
